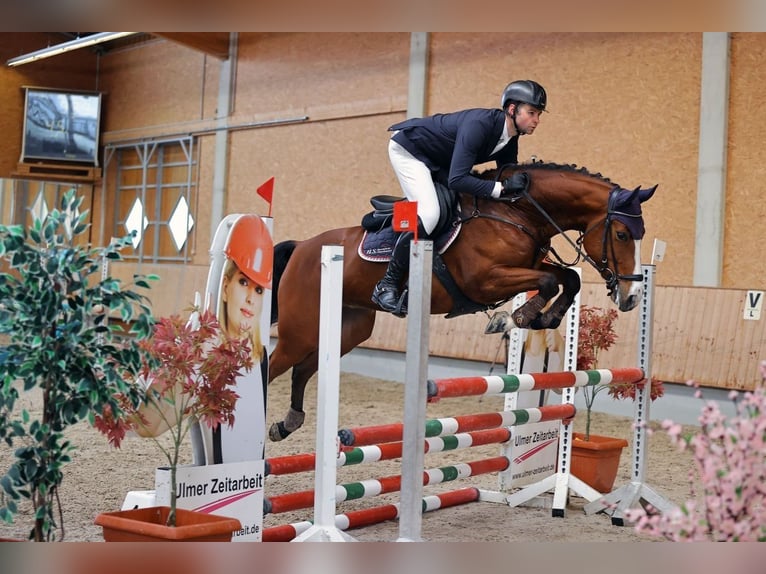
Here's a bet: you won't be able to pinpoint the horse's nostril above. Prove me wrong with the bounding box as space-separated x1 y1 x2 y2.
621 293 643 312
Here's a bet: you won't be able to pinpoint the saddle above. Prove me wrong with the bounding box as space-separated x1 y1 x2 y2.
358 181 460 261
358 182 491 318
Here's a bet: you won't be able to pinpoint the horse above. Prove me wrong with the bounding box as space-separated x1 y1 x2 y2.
267 162 657 441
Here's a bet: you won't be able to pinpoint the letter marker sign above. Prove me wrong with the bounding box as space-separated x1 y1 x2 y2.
744 290 764 321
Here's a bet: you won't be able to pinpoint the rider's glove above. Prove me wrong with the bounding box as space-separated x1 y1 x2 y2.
501 172 528 197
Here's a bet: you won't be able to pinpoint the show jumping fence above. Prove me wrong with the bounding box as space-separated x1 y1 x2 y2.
264 244 675 541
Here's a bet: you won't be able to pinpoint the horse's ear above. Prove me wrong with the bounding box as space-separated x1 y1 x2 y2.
639 184 657 203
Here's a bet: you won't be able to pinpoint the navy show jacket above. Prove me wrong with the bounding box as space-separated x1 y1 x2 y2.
389 108 518 198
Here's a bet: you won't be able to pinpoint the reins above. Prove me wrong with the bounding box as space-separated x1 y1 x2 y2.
461 175 643 297
518 188 623 293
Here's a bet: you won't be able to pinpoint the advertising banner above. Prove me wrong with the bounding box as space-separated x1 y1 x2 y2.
155 460 265 542
501 292 567 490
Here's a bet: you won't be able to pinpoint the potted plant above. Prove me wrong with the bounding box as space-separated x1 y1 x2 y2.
0 190 155 541
572 305 665 492
93 309 252 542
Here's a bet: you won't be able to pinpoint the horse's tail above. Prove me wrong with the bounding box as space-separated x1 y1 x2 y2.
270 239 298 325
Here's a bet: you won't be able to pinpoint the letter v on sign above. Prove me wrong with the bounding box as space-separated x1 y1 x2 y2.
744 290 764 321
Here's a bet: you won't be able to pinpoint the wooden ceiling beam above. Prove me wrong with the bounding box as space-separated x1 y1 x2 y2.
152 33 230 59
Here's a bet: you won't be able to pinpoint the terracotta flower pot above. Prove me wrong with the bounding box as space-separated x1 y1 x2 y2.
570 432 629 493
95 506 241 542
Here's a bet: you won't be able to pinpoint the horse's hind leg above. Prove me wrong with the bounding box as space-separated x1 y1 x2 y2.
268 356 317 441
269 307 377 442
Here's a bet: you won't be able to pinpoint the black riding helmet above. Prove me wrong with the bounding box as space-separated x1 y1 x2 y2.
501 80 547 112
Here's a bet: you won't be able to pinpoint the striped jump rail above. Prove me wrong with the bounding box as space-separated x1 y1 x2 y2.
263 456 509 515
265 427 511 476
427 367 645 399
262 487 480 542
338 403 575 447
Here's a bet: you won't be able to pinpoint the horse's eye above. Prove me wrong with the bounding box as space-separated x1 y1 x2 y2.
616 231 629 241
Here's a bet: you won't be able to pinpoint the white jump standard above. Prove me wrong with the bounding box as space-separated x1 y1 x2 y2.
583 265 675 524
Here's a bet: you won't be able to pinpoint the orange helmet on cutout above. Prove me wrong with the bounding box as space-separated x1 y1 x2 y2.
224 214 273 289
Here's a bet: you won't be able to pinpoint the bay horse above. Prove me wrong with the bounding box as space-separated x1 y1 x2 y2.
267 162 656 441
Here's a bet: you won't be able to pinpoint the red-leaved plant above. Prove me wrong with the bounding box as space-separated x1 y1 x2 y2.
625 361 766 541
95 309 253 526
577 305 664 440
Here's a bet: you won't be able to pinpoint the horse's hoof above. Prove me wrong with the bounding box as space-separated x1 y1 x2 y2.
269 422 291 442
268 408 306 441
484 311 511 334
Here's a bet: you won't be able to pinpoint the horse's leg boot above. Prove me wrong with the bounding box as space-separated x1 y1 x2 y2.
371 231 413 316
511 293 547 328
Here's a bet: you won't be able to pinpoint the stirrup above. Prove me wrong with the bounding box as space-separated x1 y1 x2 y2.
392 288 408 317
372 285 408 317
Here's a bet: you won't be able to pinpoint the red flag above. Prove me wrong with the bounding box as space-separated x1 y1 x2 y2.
257 177 275 217
393 201 418 242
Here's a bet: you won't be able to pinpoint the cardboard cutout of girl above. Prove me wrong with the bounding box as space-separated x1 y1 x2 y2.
134 214 273 467
197 214 273 464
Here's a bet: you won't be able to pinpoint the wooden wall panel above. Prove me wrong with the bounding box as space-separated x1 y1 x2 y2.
725 33 766 288
234 33 409 118
649 285 766 390
574 283 766 391
98 39 210 133
363 311 509 365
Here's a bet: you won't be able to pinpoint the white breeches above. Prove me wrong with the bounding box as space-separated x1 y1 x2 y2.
388 137 440 236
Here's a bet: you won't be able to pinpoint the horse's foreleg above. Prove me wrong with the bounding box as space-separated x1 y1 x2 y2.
511 272 561 329
512 293 547 328
532 267 582 329
530 295 570 329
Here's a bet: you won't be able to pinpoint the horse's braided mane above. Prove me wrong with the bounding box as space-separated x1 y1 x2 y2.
475 162 615 186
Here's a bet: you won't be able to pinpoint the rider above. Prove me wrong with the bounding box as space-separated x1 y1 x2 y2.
371 79 548 316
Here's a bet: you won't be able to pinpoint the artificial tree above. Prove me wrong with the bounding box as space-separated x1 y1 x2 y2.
95 309 253 528
577 305 664 440
0 189 156 541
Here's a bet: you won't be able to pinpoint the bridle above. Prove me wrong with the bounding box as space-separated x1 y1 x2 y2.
594 187 645 292
466 181 644 298
535 186 643 297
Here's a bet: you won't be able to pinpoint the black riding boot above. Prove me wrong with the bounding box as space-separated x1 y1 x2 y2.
371 231 413 317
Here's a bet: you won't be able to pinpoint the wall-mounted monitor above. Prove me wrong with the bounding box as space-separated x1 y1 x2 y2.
20 86 102 165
